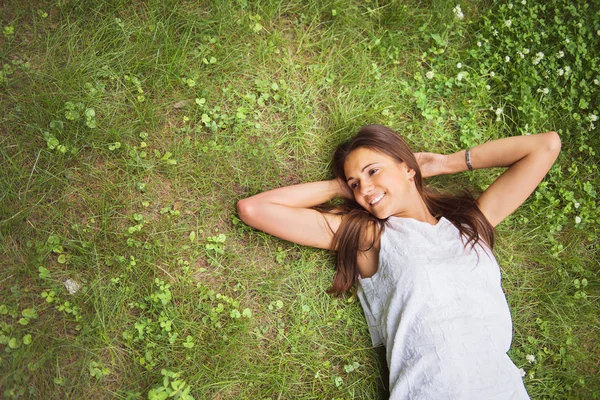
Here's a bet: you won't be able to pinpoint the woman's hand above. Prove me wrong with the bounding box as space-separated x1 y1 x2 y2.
414 152 449 178
334 177 354 200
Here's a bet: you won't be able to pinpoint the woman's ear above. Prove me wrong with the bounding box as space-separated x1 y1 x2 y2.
407 168 416 180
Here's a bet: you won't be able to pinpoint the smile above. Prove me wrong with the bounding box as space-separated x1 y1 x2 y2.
369 193 385 206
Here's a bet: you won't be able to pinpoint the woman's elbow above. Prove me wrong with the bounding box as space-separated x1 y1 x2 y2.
545 131 562 157
236 198 254 225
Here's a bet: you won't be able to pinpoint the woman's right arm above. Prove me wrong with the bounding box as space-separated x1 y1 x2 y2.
236 179 349 250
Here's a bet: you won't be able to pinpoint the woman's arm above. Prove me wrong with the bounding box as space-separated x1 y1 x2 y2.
416 131 561 227
237 179 349 250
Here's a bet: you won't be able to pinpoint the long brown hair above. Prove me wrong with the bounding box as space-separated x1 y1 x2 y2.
329 125 495 295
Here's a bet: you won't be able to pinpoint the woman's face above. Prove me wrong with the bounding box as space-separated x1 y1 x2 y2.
343 147 418 219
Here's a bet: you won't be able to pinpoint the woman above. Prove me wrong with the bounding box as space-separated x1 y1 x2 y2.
237 125 561 399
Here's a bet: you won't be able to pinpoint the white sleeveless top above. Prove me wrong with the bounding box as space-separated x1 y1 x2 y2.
357 216 530 399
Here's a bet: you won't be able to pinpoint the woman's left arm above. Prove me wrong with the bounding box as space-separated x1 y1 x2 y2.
417 132 561 227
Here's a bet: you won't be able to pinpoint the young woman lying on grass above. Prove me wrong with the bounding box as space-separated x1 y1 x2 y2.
237 125 560 399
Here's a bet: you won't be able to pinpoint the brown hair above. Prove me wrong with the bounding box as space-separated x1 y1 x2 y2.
329 125 495 295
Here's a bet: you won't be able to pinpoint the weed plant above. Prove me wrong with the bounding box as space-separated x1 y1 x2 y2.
0 0 598 398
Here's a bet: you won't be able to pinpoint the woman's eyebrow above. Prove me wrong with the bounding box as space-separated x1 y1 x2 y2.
347 162 377 182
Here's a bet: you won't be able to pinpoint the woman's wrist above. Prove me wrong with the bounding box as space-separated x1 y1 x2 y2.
446 149 472 174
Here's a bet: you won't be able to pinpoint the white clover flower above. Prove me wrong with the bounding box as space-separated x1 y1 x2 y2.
457 71 466 81
523 48 530 54
426 70 435 79
495 107 503 116
557 68 564 76
575 202 580 209
486 84 491 90
591 123 596 131
597 30 600 36
457 62 462 69
575 216 582 224
557 50 565 58
508 3 513 9
477 41 482 47
590 114 598 122
505 20 512 28
526 354 536 363
520 368 526 378
542 88 549 94
594 79 599 85
521 0 526 4
565 38 570 44
492 28 499 37
564 65 571 74
453 5 465 20
533 52 545 65
490 71 495 77
518 51 524 59
505 56 511 62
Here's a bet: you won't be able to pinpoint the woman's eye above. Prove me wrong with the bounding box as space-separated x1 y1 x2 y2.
350 182 359 189
369 168 378 175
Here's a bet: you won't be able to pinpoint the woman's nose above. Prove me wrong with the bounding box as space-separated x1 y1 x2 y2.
360 182 374 196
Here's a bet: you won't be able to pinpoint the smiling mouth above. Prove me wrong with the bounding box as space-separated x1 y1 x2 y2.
369 193 385 206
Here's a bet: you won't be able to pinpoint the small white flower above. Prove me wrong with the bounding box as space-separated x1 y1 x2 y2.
505 56 511 62
575 202 580 209
597 30 600 36
457 62 462 69
490 71 495 77
526 354 536 363
565 38 570 44
557 50 565 58
533 52 545 65
594 79 599 85
564 65 571 74
457 71 466 81
523 48 530 54
508 3 513 9
537 88 549 95
492 28 499 37
505 19 512 28
477 41 482 47
575 216 582 224
520 368 526 378
485 84 491 90
591 123 597 131
495 107 503 116
521 0 526 4
557 68 564 76
590 114 598 122
426 70 434 79
518 51 524 59
453 5 465 20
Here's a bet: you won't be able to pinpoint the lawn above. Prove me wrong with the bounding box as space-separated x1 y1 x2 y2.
1 0 598 398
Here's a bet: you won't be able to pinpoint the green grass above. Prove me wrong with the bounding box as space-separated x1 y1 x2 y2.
1 0 598 398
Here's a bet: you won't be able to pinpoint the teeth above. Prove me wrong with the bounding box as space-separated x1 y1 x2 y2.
370 193 384 205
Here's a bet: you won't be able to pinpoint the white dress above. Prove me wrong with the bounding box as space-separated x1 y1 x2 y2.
357 216 530 400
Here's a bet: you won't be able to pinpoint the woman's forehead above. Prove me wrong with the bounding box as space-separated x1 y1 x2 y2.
344 147 397 174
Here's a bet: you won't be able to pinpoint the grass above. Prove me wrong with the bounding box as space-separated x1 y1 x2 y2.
1 0 598 398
